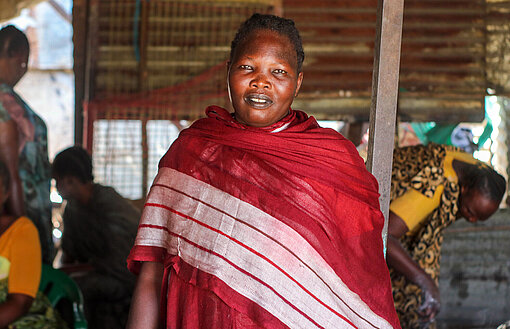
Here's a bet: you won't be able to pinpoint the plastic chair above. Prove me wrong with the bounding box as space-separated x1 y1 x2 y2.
39 264 88 329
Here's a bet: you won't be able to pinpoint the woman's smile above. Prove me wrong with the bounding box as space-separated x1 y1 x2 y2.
244 93 273 109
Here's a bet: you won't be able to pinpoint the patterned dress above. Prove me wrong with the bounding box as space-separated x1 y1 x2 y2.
0 279 67 329
390 143 461 329
0 83 53 264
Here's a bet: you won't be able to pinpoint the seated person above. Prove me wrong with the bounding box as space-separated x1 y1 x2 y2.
0 160 63 328
52 146 140 329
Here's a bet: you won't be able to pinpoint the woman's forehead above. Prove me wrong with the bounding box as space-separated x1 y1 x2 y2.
234 30 296 62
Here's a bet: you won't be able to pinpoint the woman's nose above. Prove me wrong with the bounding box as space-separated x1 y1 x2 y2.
250 73 270 89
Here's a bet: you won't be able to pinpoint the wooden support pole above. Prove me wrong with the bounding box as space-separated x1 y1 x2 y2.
82 0 99 152
139 0 150 198
72 0 89 146
366 0 405 252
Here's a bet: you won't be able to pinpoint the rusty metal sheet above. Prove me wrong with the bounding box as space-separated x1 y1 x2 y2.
284 0 493 122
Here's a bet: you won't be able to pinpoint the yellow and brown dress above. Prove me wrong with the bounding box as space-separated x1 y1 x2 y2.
389 143 478 329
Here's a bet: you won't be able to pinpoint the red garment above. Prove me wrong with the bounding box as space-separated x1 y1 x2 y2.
128 106 400 329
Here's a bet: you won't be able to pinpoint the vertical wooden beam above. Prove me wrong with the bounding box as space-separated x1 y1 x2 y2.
82 0 100 152
366 0 405 251
72 0 89 146
345 122 365 146
139 0 150 198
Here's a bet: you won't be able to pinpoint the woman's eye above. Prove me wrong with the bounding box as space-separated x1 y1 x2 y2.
239 65 252 70
273 69 287 74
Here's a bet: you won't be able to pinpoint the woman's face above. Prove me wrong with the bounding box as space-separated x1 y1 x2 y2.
228 29 303 127
458 187 500 223
1 49 28 87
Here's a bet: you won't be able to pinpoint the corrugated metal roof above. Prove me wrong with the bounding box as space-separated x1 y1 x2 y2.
286 0 502 122
84 0 510 122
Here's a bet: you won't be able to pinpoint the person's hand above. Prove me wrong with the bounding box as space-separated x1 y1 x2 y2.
417 278 441 323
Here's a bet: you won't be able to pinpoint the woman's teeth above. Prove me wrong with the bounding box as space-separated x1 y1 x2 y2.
246 94 273 107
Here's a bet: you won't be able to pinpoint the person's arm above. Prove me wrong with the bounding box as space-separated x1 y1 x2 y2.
126 261 164 329
0 293 34 328
386 210 440 322
0 120 25 217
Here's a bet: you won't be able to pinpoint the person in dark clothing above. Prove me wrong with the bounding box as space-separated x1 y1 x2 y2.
52 146 140 329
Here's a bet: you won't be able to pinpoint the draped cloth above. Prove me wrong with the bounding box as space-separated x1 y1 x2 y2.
128 106 400 329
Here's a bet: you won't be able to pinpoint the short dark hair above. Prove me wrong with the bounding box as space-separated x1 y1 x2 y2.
0 25 29 58
463 163 506 203
0 161 10 193
52 146 94 183
229 13 305 72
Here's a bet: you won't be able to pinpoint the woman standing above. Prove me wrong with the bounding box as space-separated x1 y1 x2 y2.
387 143 506 328
127 13 400 329
0 25 53 264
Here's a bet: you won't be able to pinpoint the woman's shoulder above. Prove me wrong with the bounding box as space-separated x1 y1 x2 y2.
10 216 38 233
446 148 477 164
0 86 16 123
0 85 30 126
443 148 477 179
1 217 39 242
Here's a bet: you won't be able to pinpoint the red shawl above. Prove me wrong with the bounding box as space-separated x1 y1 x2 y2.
128 106 400 329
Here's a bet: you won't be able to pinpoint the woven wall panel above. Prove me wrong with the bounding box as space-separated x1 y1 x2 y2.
90 0 277 122
86 0 277 198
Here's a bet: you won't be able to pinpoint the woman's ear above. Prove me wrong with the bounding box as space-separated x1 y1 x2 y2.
226 63 233 104
294 72 303 97
460 184 468 195
226 63 230 76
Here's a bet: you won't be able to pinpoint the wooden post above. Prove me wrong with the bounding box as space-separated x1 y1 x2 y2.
82 0 100 152
366 0 405 253
72 0 89 146
139 0 150 198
